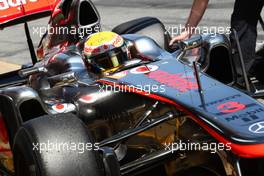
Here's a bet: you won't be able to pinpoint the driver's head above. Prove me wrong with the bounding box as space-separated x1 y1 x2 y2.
84 31 130 75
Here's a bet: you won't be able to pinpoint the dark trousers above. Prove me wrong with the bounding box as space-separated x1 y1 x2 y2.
230 0 264 74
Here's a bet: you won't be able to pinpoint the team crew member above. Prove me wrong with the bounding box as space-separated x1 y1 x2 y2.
169 0 209 43
170 0 264 79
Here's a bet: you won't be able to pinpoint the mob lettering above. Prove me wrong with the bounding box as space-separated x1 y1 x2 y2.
148 70 198 92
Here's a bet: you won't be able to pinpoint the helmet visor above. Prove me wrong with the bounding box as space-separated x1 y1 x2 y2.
89 49 127 71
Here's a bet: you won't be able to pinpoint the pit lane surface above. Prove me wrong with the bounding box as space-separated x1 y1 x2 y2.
0 0 262 73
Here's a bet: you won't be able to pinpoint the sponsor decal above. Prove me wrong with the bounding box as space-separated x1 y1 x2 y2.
79 95 95 104
198 94 241 108
147 70 198 93
0 0 38 10
225 107 264 123
249 121 264 134
84 46 101 55
79 92 112 104
84 31 124 57
107 70 128 79
52 103 75 113
112 35 123 47
217 101 246 114
130 65 159 74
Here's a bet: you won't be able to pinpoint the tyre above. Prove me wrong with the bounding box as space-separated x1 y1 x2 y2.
112 17 171 51
13 113 104 176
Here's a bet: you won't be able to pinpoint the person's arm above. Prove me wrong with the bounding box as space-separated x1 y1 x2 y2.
170 0 209 45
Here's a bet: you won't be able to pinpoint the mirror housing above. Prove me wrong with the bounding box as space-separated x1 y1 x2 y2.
180 35 203 50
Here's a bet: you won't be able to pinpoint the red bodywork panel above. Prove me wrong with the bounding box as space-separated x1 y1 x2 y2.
0 0 58 28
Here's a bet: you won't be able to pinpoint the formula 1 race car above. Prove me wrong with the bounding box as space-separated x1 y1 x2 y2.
1 0 264 176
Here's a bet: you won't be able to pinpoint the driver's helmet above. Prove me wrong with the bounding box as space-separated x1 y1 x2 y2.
84 31 130 74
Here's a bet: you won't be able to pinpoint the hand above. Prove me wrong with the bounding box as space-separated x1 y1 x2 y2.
169 31 191 46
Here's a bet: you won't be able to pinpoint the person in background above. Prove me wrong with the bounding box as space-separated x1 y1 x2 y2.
170 0 264 80
169 0 209 44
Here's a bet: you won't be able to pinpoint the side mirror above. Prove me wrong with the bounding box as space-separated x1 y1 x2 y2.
19 67 46 78
180 35 203 50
